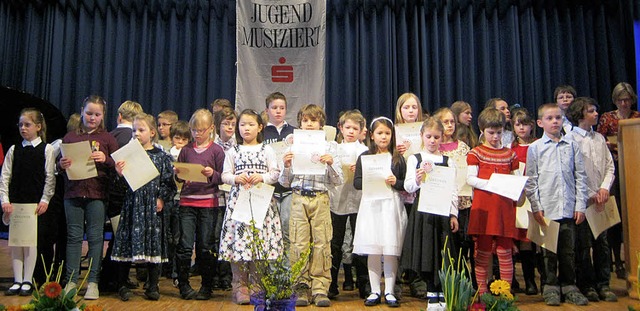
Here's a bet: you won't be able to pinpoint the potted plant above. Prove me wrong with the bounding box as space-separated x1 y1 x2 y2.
439 237 476 311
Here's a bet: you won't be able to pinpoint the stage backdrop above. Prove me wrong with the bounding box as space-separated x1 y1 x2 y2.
236 0 326 122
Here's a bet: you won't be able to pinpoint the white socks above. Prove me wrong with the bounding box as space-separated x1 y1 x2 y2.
11 246 36 284
367 254 398 297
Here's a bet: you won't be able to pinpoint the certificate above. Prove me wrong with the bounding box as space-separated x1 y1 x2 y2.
526 212 559 253
324 125 337 142
360 153 393 200
292 130 327 175
231 183 275 228
219 184 232 192
395 122 422 157
452 156 472 196
9 203 38 247
417 166 457 216
585 197 621 239
111 139 160 191
173 162 208 183
268 141 290 167
485 173 529 201
337 142 361 185
515 198 531 229
60 141 98 180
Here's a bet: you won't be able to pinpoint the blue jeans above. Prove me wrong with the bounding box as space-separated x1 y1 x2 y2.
65 198 105 283
177 206 216 288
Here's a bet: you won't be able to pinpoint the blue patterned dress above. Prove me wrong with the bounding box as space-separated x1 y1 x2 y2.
219 144 283 262
112 147 176 263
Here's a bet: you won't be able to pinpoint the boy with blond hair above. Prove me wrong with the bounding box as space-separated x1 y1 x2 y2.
279 104 343 307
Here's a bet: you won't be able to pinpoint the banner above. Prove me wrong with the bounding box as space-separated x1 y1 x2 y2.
236 1 326 123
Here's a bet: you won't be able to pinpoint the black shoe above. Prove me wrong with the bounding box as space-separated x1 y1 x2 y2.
364 293 381 306
327 284 339 299
118 286 132 301
179 284 197 300
385 293 400 308
342 280 354 291
219 280 232 291
195 287 212 300
145 288 160 301
616 266 627 279
125 278 139 289
18 282 33 296
5 282 21 296
582 288 599 302
524 280 538 295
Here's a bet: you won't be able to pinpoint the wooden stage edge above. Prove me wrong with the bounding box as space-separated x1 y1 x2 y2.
0 240 636 310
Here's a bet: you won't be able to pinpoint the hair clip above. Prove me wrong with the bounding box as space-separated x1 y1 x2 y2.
370 116 393 129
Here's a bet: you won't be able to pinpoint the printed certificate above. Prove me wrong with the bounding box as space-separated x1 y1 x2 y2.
486 173 529 201
360 153 393 200
585 197 621 239
8 203 38 247
173 162 208 183
395 122 422 157
526 212 559 253
60 141 98 180
231 183 275 228
292 130 326 175
452 156 472 196
111 139 160 191
417 166 456 216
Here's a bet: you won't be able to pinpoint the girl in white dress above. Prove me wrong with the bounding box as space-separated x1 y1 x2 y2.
353 117 407 308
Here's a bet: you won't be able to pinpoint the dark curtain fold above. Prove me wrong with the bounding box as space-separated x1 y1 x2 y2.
0 0 636 127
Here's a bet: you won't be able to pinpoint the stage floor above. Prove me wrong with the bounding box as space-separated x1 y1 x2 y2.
0 240 635 310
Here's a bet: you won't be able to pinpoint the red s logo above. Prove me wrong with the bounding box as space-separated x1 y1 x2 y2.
272 57 293 83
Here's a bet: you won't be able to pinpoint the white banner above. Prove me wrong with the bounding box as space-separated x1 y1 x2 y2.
236 1 326 124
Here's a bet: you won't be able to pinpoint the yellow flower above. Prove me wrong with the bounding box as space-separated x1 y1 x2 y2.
500 291 514 301
20 305 35 311
489 279 511 296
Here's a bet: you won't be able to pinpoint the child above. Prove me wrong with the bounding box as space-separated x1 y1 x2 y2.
279 104 343 307
525 103 589 306
509 107 542 295
352 116 407 307
210 98 232 114
101 100 143 292
112 113 176 301
166 120 191 286
483 98 514 147
554 85 577 134
212 108 238 290
402 117 459 310
263 92 296 256
434 107 472 286
157 110 179 151
174 109 225 300
566 97 617 302
59 95 119 299
451 101 479 148
328 110 369 299
219 109 283 304
466 107 520 298
1 108 56 296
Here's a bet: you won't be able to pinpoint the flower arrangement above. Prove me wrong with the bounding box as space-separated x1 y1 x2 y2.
480 279 519 311
627 252 640 311
246 219 311 309
438 237 476 311
0 258 104 311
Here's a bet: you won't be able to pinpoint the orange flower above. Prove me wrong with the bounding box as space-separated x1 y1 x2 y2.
43 282 63 299
7 306 23 311
83 305 104 311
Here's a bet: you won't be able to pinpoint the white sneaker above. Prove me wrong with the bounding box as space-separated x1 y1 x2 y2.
64 282 77 295
84 282 99 300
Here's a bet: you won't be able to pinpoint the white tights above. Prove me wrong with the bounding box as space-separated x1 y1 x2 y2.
12 246 37 284
367 254 398 298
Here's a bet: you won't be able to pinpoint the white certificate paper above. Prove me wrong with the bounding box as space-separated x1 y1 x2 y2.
418 166 457 216
292 130 327 175
9 203 38 247
268 141 290 168
395 122 422 157
111 139 160 191
337 142 361 185
173 162 208 183
515 198 532 229
60 141 98 180
526 212 559 253
585 197 621 239
360 154 393 200
485 173 529 201
452 156 472 196
231 183 275 228
324 125 337 142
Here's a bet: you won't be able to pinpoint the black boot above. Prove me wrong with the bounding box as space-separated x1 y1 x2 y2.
117 262 133 301
145 263 160 301
342 263 354 291
521 250 538 295
177 259 196 300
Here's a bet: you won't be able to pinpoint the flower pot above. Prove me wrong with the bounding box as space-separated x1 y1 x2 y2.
251 293 297 311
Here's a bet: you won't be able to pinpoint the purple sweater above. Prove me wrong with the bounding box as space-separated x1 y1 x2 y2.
177 141 225 208
61 129 118 200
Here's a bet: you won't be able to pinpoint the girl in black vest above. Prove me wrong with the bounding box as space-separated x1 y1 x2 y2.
1 108 56 296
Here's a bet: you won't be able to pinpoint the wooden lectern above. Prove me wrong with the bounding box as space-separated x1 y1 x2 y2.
618 118 640 299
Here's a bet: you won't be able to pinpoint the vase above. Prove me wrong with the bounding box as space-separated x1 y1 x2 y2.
251 293 297 311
